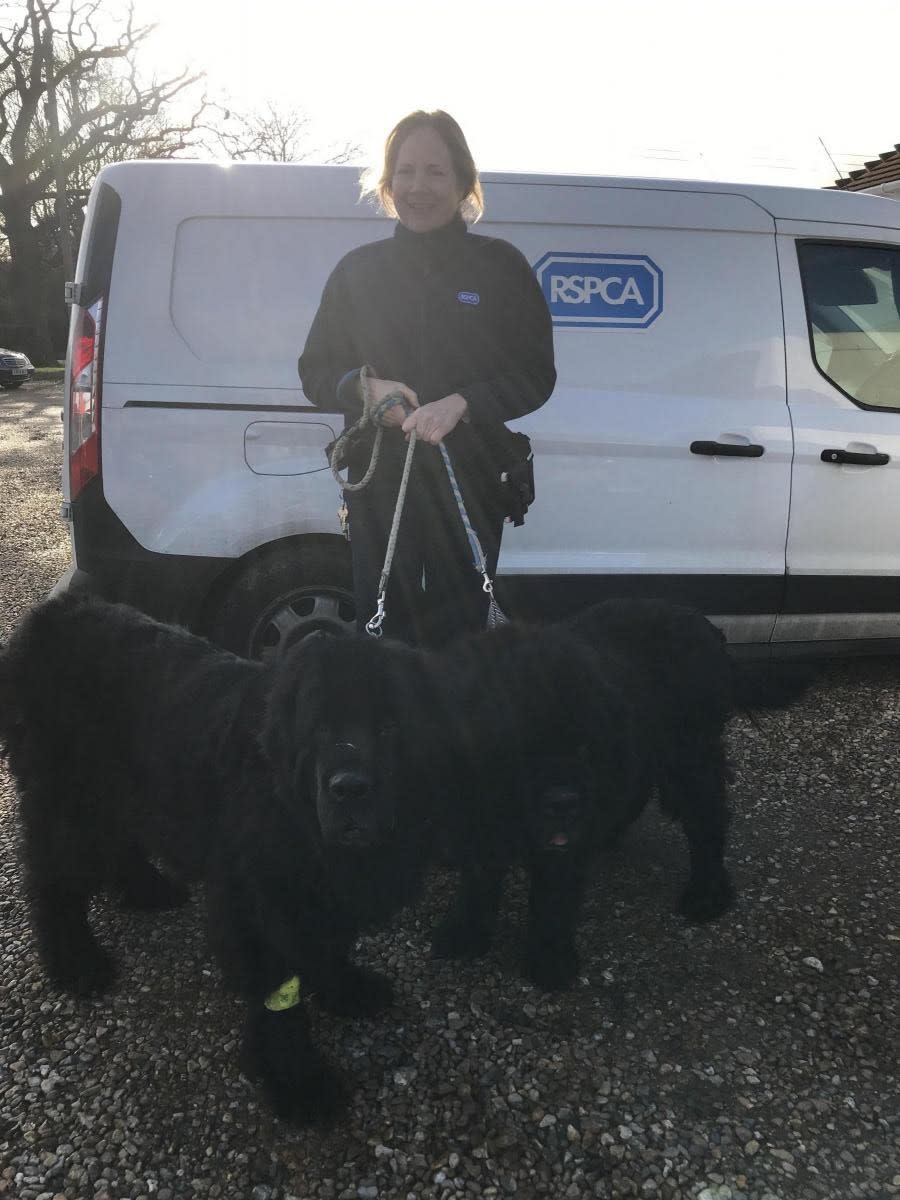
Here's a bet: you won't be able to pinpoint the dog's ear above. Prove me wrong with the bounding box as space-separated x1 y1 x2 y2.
259 634 326 783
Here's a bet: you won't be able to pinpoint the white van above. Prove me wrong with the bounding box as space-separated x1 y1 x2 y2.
59 160 900 661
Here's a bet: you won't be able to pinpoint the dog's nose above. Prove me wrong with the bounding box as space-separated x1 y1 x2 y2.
328 769 371 803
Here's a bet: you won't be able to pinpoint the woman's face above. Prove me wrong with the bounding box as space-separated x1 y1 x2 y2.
390 126 465 233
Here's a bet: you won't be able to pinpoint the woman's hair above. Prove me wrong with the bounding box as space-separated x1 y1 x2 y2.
363 110 484 223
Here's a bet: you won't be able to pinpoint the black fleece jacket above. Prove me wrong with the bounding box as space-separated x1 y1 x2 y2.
298 216 556 470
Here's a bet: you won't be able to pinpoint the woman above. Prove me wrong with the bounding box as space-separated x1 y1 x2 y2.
298 110 556 645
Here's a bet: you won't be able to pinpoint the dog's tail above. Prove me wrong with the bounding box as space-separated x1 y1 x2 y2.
731 659 816 713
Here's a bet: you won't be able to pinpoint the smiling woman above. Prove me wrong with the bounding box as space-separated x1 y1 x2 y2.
298 109 556 647
387 129 465 233
371 119 483 233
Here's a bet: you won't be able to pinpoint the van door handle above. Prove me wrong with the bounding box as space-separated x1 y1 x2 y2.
690 440 765 458
821 448 890 466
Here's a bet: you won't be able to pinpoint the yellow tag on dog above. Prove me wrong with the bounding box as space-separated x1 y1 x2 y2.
264 975 301 1012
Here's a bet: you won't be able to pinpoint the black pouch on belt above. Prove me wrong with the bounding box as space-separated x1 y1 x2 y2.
499 431 535 527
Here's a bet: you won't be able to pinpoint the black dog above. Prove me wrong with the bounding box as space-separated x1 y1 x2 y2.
431 599 736 990
567 599 736 913
0 594 437 1124
430 620 637 990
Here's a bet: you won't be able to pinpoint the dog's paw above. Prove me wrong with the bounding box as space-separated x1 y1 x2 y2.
430 915 493 961
265 1058 349 1127
318 965 394 1018
47 944 117 997
522 942 580 992
680 871 736 923
241 1007 348 1125
117 871 190 912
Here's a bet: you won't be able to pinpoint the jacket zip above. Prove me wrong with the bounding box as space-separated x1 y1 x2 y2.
417 255 430 402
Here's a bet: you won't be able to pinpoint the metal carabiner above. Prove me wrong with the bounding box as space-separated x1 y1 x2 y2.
365 595 387 638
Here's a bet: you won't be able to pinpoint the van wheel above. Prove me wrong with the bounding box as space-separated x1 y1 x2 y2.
208 545 356 663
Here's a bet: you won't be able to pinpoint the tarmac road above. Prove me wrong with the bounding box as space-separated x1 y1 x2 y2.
0 381 897 1200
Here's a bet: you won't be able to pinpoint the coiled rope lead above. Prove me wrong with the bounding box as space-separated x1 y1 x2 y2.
329 364 410 493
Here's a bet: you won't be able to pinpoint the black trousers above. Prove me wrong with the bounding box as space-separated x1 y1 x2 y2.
347 442 505 647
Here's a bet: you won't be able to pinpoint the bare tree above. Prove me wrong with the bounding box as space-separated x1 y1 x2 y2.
0 0 207 361
207 100 360 166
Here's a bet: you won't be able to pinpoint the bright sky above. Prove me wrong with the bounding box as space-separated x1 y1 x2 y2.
133 0 899 189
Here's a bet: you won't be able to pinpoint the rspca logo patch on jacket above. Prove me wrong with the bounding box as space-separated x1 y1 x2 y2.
533 253 662 329
457 290 480 306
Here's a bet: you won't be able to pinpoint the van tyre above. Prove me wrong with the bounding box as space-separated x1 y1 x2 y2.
208 544 355 662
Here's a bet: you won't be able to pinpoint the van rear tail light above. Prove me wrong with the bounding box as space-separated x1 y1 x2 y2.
69 297 103 499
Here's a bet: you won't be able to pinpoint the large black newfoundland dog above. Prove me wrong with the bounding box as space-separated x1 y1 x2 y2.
0 594 438 1124
431 599 736 991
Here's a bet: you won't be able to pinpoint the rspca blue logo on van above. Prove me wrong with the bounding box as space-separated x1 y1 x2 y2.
533 253 662 329
457 290 480 306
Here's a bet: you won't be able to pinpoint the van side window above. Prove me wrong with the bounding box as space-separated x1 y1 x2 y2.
798 241 900 410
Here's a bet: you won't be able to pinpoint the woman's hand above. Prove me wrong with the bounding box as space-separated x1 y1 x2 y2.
402 393 468 445
366 377 419 427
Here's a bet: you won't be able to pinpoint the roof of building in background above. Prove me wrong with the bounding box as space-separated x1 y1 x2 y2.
834 143 900 191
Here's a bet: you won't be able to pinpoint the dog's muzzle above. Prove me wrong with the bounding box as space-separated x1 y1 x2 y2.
327 768 372 805
321 766 380 848
541 787 584 851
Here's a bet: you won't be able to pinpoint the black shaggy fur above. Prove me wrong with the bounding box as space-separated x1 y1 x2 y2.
0 594 437 1124
431 599 736 990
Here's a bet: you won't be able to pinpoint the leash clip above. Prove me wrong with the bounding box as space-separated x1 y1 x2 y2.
365 596 386 638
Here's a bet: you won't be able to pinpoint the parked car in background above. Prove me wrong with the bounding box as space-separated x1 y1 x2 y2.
0 348 35 389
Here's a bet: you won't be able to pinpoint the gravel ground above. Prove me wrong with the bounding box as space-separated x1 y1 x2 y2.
0 383 897 1200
